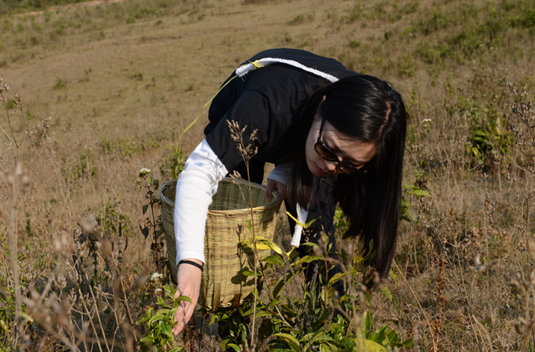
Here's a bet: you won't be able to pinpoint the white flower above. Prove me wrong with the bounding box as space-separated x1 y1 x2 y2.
139 168 151 177
150 272 163 281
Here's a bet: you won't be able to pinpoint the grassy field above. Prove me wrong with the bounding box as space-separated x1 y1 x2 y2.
1 0 535 350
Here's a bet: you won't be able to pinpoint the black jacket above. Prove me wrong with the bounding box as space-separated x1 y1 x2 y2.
205 48 357 172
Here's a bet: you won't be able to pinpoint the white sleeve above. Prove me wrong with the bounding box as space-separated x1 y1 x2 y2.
266 162 293 185
173 139 228 265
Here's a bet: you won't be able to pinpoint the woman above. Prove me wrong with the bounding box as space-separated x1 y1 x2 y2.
171 48 407 335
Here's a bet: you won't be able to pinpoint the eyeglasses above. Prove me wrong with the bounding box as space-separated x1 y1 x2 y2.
314 116 368 176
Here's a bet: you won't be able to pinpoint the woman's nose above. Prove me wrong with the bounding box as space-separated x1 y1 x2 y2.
324 160 338 172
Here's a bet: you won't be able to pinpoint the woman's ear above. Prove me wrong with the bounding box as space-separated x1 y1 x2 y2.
322 95 326 102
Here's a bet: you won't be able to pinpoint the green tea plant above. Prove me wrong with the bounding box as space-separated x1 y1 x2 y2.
209 234 414 351
137 285 192 352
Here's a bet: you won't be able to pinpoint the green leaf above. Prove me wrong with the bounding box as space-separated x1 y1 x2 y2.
227 343 241 352
324 323 343 333
242 270 261 277
323 341 338 352
379 286 392 301
401 339 415 347
143 204 149 214
273 272 295 298
364 339 388 351
157 296 170 307
388 269 397 283
369 325 388 344
156 227 165 239
363 311 373 337
148 311 168 326
273 333 301 352
342 339 388 352
221 337 232 350
169 347 185 352
159 320 173 339
146 307 155 320
302 331 334 351
292 255 323 267
175 295 192 304
242 308 272 318
327 272 346 288
384 327 400 346
267 298 283 307
300 242 318 247
401 214 413 223
351 257 364 267
263 255 284 267
338 338 356 349
21 312 34 324
139 336 156 349
303 216 321 229
242 236 294 257
208 314 219 325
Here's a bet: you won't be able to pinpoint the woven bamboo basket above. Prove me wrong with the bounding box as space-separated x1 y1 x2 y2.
158 177 281 311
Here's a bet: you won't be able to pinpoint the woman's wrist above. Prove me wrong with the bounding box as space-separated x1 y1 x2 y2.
179 259 204 272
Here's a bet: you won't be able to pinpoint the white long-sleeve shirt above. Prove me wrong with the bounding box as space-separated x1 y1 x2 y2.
173 139 293 265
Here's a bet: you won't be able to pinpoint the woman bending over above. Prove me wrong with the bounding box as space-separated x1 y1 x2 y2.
171 48 407 335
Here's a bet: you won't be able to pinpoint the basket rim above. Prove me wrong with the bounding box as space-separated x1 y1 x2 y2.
157 177 281 214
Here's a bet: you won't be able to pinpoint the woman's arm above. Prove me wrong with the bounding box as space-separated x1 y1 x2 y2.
172 139 228 335
173 139 228 264
265 162 292 202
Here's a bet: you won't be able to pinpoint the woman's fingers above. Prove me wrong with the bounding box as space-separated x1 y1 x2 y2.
172 293 188 334
172 288 194 334
172 299 195 334
266 178 276 201
172 260 203 336
266 179 288 201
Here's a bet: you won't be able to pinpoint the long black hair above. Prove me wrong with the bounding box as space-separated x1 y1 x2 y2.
287 75 407 278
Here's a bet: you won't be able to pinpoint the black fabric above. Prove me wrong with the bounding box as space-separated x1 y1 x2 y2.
204 48 358 173
204 48 353 297
231 158 265 185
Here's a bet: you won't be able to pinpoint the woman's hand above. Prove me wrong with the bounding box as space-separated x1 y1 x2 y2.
266 178 287 202
172 259 203 336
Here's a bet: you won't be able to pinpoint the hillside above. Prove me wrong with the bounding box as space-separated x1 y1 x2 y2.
1 0 535 350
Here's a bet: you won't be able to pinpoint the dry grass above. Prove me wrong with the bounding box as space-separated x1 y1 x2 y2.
1 0 535 350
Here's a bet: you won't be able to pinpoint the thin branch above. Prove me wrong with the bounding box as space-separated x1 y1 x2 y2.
393 260 438 352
